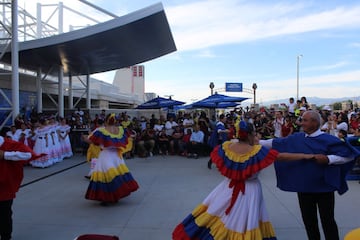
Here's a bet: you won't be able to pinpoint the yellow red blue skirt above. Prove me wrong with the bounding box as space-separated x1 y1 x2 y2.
172 141 278 240
85 127 138 202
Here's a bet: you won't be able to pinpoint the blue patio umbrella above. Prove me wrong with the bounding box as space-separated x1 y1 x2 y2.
135 96 185 109
183 101 240 109
191 93 249 108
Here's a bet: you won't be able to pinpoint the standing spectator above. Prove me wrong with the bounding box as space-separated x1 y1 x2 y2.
273 110 284 138
216 114 229 143
301 96 309 109
333 112 349 137
260 110 359 240
281 115 294 137
349 113 360 134
287 97 297 116
320 114 336 136
207 114 229 169
295 107 307 132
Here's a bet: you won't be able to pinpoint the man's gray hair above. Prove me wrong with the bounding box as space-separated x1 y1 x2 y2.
306 110 321 128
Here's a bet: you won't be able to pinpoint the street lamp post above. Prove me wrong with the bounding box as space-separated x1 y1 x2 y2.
209 82 215 95
252 83 257 104
296 54 303 101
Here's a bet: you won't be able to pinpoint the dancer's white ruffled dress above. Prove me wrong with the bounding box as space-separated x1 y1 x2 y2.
31 126 55 168
173 141 278 240
59 124 73 159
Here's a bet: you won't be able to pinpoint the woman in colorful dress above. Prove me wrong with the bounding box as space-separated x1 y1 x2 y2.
85 113 139 205
172 120 323 240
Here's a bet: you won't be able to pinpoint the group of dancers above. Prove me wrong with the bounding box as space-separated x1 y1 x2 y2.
6 116 73 168
84 111 359 240
2 110 358 240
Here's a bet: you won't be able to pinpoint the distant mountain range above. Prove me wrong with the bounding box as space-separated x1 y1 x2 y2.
254 96 360 107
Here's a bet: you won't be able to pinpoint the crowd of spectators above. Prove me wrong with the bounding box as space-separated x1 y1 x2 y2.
2 96 360 161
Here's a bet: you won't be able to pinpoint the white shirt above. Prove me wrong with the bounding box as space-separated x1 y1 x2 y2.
183 118 194 133
165 121 178 136
288 102 297 113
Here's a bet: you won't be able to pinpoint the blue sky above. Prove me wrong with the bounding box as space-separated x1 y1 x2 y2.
20 0 360 106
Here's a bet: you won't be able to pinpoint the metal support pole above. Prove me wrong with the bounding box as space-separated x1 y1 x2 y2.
36 68 43 113
36 3 42 38
86 74 91 110
58 66 64 117
296 54 302 101
11 0 19 122
68 75 73 109
58 2 63 34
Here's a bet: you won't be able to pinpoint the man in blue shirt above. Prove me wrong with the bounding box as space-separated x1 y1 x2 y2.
186 125 205 159
207 114 229 169
260 110 359 240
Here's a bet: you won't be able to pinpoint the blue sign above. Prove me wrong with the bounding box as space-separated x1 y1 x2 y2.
225 82 243 92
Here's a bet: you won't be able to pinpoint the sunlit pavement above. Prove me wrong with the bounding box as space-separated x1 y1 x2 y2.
13 153 360 240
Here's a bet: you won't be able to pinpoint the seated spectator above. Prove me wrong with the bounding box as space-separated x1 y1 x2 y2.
182 113 194 134
157 128 170 155
136 122 156 157
186 124 205 159
170 126 184 155
153 119 164 135
180 129 192 156
165 116 178 137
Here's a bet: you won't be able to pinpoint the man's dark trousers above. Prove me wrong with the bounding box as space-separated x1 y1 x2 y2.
0 199 13 240
297 192 339 240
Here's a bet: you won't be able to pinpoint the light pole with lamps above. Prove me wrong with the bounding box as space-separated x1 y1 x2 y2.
252 83 257 104
296 54 303 101
209 82 215 95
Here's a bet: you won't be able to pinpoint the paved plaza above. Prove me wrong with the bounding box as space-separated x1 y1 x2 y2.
12 153 360 240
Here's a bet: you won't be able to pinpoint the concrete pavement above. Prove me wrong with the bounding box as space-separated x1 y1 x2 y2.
12 153 360 240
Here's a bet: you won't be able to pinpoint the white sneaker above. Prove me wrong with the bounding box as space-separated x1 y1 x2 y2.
149 152 153 157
